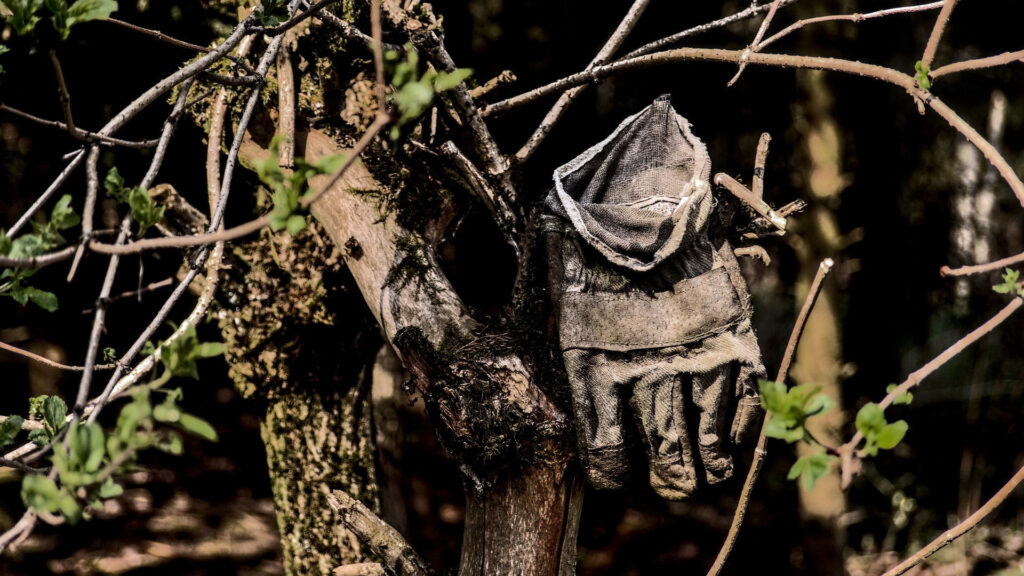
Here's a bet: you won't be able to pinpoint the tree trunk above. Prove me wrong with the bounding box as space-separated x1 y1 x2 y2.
459 463 583 576
216 225 383 575
789 69 848 575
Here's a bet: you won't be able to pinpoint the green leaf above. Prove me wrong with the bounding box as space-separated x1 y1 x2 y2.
5 0 46 35
127 186 165 235
0 415 23 449
50 194 80 230
914 60 932 92
97 477 123 499
257 0 288 26
22 473 60 513
103 347 116 363
788 450 837 492
65 0 117 27
886 383 914 406
28 428 49 446
42 395 68 436
178 413 217 442
67 420 105 474
104 166 128 202
992 268 1022 296
432 68 473 92
876 420 908 450
24 286 59 312
194 342 226 358
855 402 886 436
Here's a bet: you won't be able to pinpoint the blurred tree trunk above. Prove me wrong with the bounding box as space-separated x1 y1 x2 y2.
789 68 848 575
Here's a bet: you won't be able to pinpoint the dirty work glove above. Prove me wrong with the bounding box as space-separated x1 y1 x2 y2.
543 95 766 500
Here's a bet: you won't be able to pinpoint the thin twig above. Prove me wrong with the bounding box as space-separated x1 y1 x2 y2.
73 217 130 412
0 457 48 474
49 50 76 137
706 258 834 576
276 42 296 169
728 0 787 86
931 49 1024 79
881 459 1024 576
82 277 175 312
622 0 799 60
514 0 651 162
0 512 36 553
752 133 771 199
920 0 959 71
715 173 787 231
839 296 1023 488
68 145 100 282
0 341 115 372
7 151 85 237
941 250 1024 277
0 105 160 149
316 9 399 52
105 17 258 75
757 2 944 51
480 47 1024 208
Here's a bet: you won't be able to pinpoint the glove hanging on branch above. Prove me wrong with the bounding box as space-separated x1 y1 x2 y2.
543 95 766 500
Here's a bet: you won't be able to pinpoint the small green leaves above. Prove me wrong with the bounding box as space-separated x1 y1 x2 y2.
5 0 116 38
993 268 1023 296
385 43 473 139
27 394 67 445
760 380 834 444
103 347 117 363
104 166 165 235
914 61 932 92
254 135 343 236
1 194 81 311
127 186 164 235
104 166 128 202
0 415 24 449
886 383 914 406
855 402 908 457
5 0 46 36
788 448 837 492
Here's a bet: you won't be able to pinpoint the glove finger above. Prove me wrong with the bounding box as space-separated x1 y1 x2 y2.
730 363 765 445
633 373 697 500
692 364 735 485
564 349 630 490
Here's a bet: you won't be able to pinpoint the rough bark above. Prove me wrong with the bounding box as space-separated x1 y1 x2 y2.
216 224 382 575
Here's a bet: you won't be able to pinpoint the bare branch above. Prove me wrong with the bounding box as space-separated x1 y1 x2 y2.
481 47 1024 207
715 173 787 231
757 2 944 52
839 296 1023 488
325 489 431 576
0 105 160 149
0 341 115 372
752 132 771 199
515 0 651 162
728 0 788 86
706 257 834 576
882 459 1024 576
931 49 1024 79
920 0 959 71
941 250 1024 277
105 17 258 76
622 0 799 60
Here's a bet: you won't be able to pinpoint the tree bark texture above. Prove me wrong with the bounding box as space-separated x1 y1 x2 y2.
216 224 382 575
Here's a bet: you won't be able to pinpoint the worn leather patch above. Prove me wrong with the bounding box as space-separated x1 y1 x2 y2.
560 266 742 351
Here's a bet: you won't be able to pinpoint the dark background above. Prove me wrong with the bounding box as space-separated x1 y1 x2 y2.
2 0 1024 574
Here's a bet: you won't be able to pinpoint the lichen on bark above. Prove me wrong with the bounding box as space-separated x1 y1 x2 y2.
215 221 383 574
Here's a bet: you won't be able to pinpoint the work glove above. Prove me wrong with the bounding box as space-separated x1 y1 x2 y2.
543 95 766 500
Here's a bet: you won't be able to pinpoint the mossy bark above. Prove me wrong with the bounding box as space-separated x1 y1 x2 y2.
216 223 382 575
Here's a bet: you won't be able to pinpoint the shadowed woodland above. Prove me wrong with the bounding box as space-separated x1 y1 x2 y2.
1 0 1024 574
